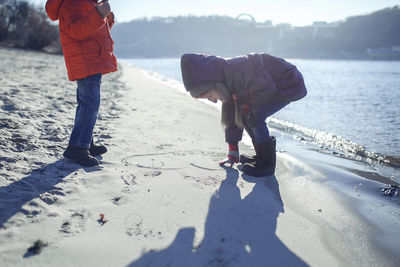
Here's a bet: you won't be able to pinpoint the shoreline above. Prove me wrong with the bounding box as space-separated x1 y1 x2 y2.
0 48 399 266
122 58 400 186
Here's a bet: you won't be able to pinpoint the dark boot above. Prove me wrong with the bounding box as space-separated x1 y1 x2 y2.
242 136 276 177
89 140 107 156
63 146 99 166
240 140 257 164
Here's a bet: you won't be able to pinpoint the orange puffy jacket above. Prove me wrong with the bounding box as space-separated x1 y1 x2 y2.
45 0 117 81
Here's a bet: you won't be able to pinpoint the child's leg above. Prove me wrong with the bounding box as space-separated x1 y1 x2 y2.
69 73 102 149
243 120 255 140
250 98 289 143
242 98 287 176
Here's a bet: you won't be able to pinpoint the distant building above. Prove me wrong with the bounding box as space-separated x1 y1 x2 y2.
313 21 328 26
264 20 273 26
311 22 337 39
276 23 292 29
275 23 292 38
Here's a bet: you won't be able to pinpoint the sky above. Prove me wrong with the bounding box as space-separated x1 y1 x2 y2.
30 0 400 26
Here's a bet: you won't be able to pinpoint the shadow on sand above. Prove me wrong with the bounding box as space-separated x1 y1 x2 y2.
129 168 308 267
0 159 101 229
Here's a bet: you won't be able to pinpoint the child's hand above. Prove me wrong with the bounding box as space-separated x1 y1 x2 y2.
107 12 115 24
96 0 111 18
219 144 239 167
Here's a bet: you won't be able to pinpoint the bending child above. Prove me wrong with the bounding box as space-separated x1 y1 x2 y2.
45 0 117 166
181 53 307 177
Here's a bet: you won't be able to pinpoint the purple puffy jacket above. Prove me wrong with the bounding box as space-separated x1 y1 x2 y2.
181 53 307 143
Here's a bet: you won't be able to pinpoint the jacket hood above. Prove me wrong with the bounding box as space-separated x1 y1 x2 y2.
45 0 64 21
180 54 226 92
46 0 99 20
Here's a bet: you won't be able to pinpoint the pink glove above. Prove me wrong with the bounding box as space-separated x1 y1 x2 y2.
219 144 239 167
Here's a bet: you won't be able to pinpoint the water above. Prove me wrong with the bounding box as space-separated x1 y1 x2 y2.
121 58 400 171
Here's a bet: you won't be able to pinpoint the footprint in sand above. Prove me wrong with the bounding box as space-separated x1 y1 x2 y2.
100 134 112 139
144 171 162 177
112 196 128 206
155 144 173 150
21 204 42 219
60 210 88 235
124 213 163 240
121 173 137 186
120 173 140 194
0 118 19 129
39 189 66 205
124 213 143 237
12 134 38 152
39 193 59 205
1 100 16 112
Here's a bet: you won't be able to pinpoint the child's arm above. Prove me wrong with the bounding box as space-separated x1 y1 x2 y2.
220 104 243 167
62 2 107 40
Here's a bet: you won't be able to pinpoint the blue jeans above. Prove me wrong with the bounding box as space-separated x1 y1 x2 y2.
68 73 102 149
246 98 289 143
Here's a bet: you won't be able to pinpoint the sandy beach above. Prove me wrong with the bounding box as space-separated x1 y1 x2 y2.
0 47 399 267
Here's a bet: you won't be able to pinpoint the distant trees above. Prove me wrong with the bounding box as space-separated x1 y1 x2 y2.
336 6 400 53
113 15 274 58
0 0 59 50
111 6 400 59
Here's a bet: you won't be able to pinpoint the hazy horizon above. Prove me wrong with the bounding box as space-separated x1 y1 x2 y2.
27 0 399 26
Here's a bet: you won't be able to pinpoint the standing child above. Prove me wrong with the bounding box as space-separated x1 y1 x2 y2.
181 53 307 177
45 0 117 166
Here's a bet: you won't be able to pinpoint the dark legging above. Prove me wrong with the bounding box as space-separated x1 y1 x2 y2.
245 98 289 143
